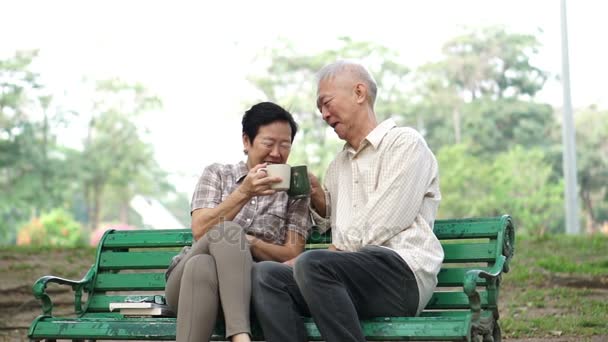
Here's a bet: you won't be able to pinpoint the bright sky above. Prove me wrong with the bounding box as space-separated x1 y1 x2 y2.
2 0 606 196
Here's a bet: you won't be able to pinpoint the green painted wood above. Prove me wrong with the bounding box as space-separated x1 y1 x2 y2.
437 267 491 286
441 242 497 262
102 229 192 248
87 295 163 312
99 251 175 269
95 272 165 291
426 291 491 310
434 218 504 239
29 315 472 341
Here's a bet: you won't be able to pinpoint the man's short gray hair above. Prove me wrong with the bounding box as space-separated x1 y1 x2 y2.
316 60 378 108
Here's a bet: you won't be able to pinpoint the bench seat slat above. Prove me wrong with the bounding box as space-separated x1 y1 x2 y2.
87 290 492 313
30 312 479 340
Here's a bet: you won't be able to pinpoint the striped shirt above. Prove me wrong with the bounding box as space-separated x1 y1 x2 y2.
313 119 444 314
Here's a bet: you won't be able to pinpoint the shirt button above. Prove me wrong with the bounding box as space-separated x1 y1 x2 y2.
251 200 256 205
246 218 251 222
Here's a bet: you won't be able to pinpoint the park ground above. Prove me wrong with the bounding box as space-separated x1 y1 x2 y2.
0 234 606 341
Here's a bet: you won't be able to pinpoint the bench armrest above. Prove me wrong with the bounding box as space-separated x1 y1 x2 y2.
32 266 96 316
463 255 506 320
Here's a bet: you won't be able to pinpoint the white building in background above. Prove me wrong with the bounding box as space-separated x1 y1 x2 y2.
130 195 186 229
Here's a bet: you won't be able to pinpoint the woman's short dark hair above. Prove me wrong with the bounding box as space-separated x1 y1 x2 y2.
242 102 298 142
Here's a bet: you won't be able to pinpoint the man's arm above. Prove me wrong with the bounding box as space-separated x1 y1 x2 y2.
334 132 438 251
248 230 306 262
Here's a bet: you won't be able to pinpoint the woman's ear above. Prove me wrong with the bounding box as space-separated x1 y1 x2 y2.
242 134 251 155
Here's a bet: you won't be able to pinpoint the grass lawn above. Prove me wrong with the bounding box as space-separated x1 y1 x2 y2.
500 234 608 339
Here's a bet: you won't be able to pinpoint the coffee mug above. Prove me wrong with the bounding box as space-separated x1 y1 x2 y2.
259 164 311 198
287 165 311 198
263 164 291 191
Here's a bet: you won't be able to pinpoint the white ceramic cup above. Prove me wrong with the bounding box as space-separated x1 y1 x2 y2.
261 164 291 191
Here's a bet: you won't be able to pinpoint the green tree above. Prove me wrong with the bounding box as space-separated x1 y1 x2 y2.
575 107 608 233
79 79 165 232
437 144 563 236
0 50 76 243
412 26 549 149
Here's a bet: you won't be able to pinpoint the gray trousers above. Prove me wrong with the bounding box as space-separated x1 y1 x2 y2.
165 221 252 341
252 246 419 342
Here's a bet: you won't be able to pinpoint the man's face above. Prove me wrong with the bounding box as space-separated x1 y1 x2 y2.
243 121 292 168
316 76 356 141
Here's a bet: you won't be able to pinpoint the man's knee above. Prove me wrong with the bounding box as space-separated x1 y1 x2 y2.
293 250 330 284
252 261 282 289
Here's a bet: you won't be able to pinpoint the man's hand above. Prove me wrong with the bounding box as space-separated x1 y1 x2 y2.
308 172 327 216
328 244 341 251
309 172 322 197
238 164 282 198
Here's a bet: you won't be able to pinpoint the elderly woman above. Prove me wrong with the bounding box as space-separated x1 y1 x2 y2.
164 102 311 342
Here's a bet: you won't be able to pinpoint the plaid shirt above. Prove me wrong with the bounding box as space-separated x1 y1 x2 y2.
191 161 311 244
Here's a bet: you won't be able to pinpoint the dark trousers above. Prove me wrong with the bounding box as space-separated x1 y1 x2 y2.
251 246 419 342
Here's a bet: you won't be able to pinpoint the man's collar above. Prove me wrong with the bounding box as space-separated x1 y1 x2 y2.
344 118 397 153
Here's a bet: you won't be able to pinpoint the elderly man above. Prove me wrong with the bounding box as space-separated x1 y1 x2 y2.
251 61 445 342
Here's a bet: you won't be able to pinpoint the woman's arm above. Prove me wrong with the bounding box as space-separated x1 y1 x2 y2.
191 163 280 240
248 230 306 262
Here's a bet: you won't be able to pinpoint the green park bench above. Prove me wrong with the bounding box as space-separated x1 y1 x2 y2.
28 215 515 341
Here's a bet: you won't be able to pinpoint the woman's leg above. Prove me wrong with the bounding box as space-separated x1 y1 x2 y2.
207 221 253 339
165 236 211 311
175 254 220 342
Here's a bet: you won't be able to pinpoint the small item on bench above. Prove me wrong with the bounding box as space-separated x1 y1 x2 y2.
109 295 174 317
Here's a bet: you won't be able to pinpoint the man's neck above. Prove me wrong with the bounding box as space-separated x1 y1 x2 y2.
347 116 378 150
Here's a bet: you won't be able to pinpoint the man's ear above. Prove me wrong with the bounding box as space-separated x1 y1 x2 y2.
354 83 367 104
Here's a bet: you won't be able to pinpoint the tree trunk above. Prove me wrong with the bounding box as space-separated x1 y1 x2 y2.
581 190 596 234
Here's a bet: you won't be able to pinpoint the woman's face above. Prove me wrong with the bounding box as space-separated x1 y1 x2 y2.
243 121 292 169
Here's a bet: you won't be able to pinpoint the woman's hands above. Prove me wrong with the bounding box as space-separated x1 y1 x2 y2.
237 163 283 198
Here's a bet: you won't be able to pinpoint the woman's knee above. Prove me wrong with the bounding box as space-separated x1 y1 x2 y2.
207 221 247 247
183 254 218 288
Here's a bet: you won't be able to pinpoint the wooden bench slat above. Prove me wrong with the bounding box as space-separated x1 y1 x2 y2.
441 242 497 262
30 313 478 341
437 267 490 286
95 272 165 291
102 229 192 248
99 251 175 269
434 218 504 239
426 291 491 310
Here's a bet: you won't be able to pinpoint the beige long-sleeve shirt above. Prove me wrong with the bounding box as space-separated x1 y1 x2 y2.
313 119 444 314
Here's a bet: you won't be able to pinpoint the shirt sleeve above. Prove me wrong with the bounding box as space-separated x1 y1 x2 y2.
333 132 438 251
285 196 312 240
190 163 223 213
